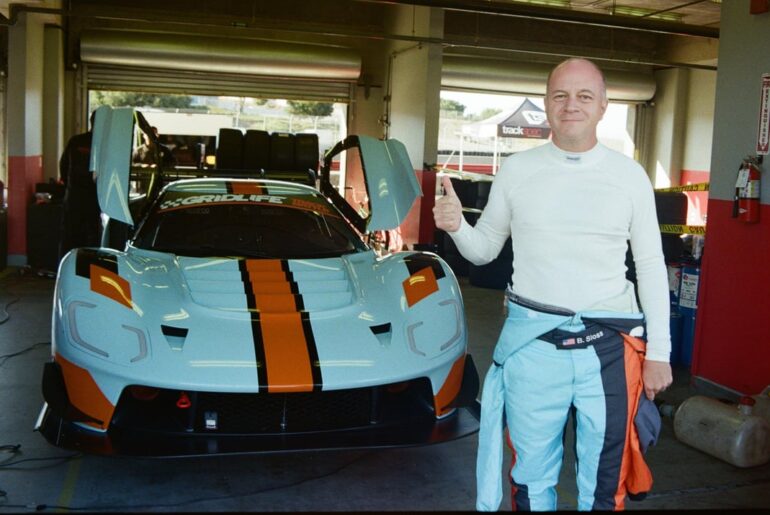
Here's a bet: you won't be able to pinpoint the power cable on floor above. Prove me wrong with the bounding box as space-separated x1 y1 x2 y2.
0 451 372 512
0 342 50 367
0 270 31 325
0 296 20 325
0 453 82 470
0 444 21 502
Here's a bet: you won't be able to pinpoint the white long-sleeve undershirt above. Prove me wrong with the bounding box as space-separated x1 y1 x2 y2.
448 142 671 362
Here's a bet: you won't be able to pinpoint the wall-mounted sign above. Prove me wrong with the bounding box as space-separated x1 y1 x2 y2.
757 73 770 155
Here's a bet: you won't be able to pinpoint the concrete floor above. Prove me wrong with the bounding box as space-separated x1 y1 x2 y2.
1 267 769 512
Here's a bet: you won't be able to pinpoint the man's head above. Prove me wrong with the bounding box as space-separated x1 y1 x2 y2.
545 58 608 152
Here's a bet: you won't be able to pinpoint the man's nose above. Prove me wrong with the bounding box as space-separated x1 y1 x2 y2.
563 95 579 110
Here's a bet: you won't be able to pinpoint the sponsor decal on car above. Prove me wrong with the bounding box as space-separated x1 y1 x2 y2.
158 192 340 218
402 254 446 307
159 193 285 211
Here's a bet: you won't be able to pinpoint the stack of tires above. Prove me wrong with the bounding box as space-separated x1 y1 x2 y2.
27 182 66 274
652 190 691 367
436 177 512 290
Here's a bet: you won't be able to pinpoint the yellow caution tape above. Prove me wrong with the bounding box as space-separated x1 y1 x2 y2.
659 224 707 235
655 183 709 193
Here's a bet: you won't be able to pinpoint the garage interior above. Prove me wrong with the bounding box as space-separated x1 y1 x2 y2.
1 0 770 511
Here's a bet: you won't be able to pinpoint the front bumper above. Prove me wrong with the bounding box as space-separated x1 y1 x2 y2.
37 402 480 457
38 356 481 457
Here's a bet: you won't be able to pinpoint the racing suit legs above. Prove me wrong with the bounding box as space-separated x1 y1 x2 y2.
502 336 630 511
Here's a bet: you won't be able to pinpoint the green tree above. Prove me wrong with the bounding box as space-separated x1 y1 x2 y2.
286 101 334 117
91 91 194 109
474 107 503 121
440 98 466 116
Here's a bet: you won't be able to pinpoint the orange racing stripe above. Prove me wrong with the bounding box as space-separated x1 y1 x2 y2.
240 259 321 393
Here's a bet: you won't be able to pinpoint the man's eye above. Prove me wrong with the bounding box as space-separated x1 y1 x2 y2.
579 95 593 101
552 94 567 101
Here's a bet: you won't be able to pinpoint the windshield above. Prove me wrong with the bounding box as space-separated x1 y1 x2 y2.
132 189 367 259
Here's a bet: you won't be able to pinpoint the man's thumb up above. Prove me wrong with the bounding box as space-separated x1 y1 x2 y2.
441 176 458 198
434 175 462 233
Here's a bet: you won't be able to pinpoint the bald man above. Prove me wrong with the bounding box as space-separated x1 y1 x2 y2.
435 58 671 511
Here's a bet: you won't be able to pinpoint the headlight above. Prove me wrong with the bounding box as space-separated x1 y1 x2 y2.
65 300 150 364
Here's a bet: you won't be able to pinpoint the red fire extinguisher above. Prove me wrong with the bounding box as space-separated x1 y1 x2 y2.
733 157 762 223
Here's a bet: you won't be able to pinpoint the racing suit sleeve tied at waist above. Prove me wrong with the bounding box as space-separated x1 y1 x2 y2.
476 297 658 511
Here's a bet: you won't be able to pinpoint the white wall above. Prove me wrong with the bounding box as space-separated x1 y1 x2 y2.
709 4 770 201
8 12 44 157
683 69 717 172
43 24 64 181
647 68 688 188
385 5 443 169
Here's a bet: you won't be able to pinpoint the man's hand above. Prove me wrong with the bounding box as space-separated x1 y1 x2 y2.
642 360 673 400
433 176 463 233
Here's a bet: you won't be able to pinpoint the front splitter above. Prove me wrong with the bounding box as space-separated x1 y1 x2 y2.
37 402 481 458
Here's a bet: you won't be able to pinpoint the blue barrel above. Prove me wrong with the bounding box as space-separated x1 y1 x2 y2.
666 263 684 366
677 265 701 367
669 310 684 366
667 263 682 307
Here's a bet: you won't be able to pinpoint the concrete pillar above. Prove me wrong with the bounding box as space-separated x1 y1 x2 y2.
0 29 7 203
7 12 45 266
647 67 689 188
43 23 64 182
385 5 443 170
383 5 443 246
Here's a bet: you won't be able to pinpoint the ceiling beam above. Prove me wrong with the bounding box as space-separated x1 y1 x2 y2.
358 0 720 38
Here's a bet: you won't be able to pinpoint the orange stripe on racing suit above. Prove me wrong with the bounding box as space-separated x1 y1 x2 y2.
614 333 654 510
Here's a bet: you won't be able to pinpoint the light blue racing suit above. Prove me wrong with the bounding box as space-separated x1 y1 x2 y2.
476 293 658 511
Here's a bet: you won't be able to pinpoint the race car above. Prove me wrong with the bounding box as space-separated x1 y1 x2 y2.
38 106 480 457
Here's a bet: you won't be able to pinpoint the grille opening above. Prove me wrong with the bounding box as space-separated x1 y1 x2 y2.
110 378 436 436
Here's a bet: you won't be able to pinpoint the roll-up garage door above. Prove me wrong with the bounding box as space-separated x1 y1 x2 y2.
80 30 361 102
442 55 656 102
84 64 354 102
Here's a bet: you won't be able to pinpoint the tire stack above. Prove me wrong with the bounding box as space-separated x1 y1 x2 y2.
654 191 688 262
27 191 64 273
468 180 512 290
627 190 689 366
435 177 512 289
626 191 688 288
436 178 477 278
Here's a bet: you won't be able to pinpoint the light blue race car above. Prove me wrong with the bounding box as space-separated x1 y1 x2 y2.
39 107 480 457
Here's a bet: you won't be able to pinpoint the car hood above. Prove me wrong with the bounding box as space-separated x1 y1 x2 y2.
55 246 466 397
176 255 355 313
